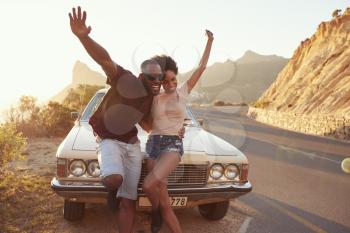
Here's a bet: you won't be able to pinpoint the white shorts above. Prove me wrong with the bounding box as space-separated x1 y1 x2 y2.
96 137 144 200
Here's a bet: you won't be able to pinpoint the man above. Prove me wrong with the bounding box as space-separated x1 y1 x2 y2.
68 6 163 233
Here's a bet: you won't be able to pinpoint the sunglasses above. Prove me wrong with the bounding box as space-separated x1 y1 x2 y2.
143 73 164 81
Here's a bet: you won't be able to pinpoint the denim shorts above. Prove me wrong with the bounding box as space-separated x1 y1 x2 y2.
146 135 184 160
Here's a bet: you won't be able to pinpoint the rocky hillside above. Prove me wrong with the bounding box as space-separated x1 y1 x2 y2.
177 50 288 104
256 9 350 115
52 51 287 104
50 61 106 102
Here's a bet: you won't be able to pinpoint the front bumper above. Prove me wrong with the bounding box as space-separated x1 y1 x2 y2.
51 177 252 208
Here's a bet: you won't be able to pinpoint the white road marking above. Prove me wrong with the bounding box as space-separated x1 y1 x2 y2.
207 124 342 165
278 145 341 164
238 216 253 233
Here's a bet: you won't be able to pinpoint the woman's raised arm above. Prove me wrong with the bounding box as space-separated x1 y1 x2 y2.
186 30 214 93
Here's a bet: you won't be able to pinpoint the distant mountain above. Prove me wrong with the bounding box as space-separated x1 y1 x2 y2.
178 51 288 104
51 61 106 102
52 51 288 105
237 50 286 64
257 9 350 115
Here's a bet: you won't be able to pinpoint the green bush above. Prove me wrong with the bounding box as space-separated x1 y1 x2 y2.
5 96 42 137
0 123 27 169
4 84 103 138
40 101 74 137
5 98 74 138
213 100 226 106
63 84 104 112
251 100 270 108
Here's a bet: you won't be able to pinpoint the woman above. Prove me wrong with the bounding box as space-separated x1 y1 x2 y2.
142 30 214 233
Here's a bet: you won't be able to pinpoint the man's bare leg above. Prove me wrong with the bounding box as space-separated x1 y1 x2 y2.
118 198 136 233
103 174 123 212
102 174 123 191
143 159 160 209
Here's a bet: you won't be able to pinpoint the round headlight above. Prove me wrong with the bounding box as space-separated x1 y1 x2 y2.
210 164 224 180
69 160 86 177
224 164 239 180
87 161 101 177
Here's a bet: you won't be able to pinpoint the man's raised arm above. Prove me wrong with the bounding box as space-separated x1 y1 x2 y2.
69 6 118 77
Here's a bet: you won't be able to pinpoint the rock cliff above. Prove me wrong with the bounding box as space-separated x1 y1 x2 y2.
257 9 350 115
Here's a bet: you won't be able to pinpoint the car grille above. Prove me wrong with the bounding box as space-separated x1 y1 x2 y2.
139 163 208 187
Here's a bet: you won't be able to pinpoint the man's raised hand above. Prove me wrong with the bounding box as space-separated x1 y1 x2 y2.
69 6 91 39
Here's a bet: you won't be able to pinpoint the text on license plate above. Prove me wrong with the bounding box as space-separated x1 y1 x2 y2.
138 197 187 207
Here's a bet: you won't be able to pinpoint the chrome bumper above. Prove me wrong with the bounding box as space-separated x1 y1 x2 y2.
51 177 252 206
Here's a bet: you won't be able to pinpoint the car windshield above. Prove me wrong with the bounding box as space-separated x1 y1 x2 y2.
80 92 105 121
80 91 199 127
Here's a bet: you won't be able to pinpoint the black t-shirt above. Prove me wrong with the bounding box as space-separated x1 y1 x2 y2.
89 65 153 143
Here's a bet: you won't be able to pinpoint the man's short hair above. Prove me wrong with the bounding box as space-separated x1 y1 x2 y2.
140 59 161 74
151 55 178 75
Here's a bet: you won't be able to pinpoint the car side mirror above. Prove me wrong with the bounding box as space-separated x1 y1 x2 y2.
183 122 193 127
71 112 80 120
197 118 204 126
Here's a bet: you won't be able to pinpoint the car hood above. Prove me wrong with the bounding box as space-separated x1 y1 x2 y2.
65 122 243 157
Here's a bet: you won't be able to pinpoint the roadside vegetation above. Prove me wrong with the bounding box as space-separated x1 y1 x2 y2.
0 170 62 233
0 123 26 169
213 100 247 107
0 84 102 233
5 84 103 138
250 100 270 108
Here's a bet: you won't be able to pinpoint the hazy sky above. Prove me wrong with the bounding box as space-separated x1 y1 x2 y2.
0 0 349 111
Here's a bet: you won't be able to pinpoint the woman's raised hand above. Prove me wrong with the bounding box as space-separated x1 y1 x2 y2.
69 6 92 38
205 29 214 41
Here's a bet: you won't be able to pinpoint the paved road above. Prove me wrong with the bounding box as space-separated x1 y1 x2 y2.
55 106 350 233
191 106 350 233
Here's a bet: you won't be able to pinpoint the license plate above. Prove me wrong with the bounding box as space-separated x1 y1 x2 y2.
170 197 187 207
138 197 187 207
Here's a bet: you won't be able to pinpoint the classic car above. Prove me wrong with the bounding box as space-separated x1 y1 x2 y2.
51 88 252 221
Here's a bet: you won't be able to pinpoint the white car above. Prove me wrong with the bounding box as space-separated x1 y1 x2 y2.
51 89 252 221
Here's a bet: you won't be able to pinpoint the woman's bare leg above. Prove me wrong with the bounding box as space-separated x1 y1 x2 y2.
143 152 182 233
151 152 181 181
158 178 182 233
143 152 180 208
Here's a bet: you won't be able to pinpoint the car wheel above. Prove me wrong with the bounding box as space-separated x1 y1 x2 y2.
63 200 85 221
198 201 229 220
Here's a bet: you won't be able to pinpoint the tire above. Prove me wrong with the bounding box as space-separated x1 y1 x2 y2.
63 200 85 221
198 201 229 220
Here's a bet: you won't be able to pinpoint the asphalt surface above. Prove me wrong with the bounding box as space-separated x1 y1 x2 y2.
52 106 350 233
191 106 350 233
